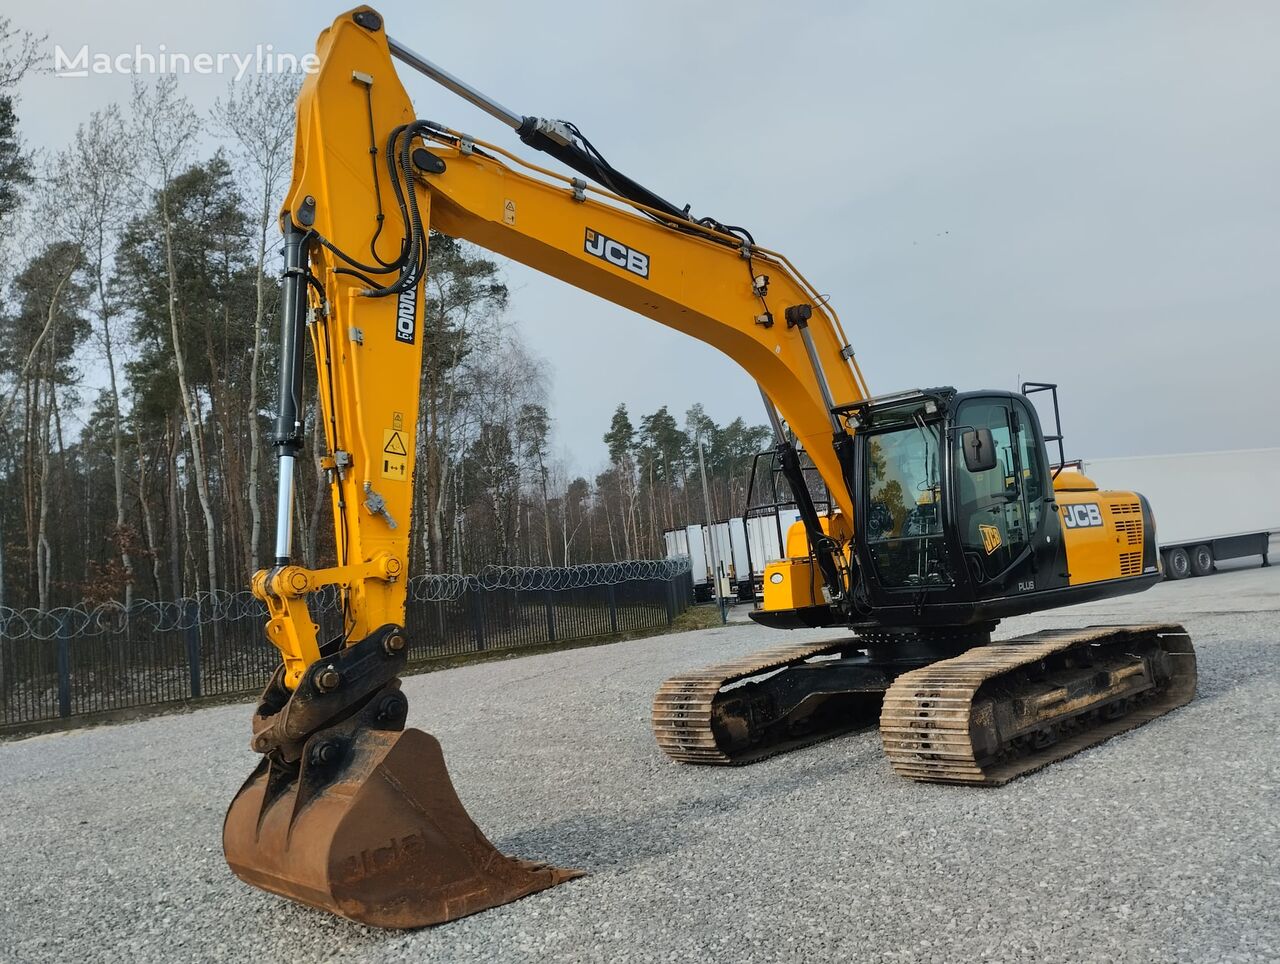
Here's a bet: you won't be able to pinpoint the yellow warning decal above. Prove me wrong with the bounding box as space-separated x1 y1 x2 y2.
979 524 1002 555
381 429 409 481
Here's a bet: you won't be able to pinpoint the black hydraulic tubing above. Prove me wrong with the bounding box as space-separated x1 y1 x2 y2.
776 440 844 603
387 35 692 224
272 218 309 564
759 374 846 605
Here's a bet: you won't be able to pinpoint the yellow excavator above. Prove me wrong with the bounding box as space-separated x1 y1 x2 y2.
224 7 1197 930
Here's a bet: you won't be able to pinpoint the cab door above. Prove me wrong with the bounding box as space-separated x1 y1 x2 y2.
952 396 1051 591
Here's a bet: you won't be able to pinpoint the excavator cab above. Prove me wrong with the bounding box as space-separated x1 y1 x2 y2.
752 384 1163 633
847 387 1056 618
842 385 1161 627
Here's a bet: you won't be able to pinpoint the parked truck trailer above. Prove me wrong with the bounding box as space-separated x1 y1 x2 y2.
664 521 752 602
1077 448 1277 579
743 507 803 600
663 524 715 601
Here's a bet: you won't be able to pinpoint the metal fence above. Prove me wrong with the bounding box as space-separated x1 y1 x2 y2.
0 560 693 729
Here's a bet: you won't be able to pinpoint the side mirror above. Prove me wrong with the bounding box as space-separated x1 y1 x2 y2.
962 427 998 473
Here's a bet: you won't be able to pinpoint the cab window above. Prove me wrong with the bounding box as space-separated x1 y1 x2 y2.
953 398 1028 583
864 420 952 589
1011 398 1045 531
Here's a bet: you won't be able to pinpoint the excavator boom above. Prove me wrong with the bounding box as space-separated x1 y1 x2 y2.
225 5 867 927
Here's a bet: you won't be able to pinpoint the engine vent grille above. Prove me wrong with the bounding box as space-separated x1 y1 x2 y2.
1120 552 1143 576
1112 502 1141 516
1114 518 1143 546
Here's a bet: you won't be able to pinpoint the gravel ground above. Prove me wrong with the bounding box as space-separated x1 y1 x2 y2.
2 558 1277 963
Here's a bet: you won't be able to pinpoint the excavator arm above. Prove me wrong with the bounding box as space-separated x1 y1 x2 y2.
277 8 870 657
225 6 866 928
257 7 869 690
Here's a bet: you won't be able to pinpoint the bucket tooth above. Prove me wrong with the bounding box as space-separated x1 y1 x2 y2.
224 727 581 928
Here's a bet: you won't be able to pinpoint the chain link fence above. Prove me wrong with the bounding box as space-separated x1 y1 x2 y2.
0 560 693 729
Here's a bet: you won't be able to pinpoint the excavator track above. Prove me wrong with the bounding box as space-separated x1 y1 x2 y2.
880 623 1196 785
652 639 879 765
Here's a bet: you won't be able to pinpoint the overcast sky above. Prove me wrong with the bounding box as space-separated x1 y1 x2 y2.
11 1 1279 473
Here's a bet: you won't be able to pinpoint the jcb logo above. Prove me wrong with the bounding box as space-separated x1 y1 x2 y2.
336 833 427 883
979 524 1002 555
585 228 649 278
394 285 417 345
1061 503 1103 528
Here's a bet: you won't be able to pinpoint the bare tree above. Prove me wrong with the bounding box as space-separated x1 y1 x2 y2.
53 106 138 603
454 328 546 568
128 76 219 593
133 421 164 597
415 237 510 572
0 17 42 92
0 265 75 427
516 403 553 564
1 234 89 609
210 72 299 572
34 344 54 608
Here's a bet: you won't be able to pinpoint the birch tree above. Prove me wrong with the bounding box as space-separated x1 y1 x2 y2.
211 73 299 571
54 107 138 603
0 242 89 607
416 235 509 572
516 402 553 564
0 17 40 91
128 77 219 593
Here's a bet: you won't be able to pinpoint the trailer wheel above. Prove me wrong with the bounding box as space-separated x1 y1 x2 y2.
1190 544 1214 576
1164 547 1191 580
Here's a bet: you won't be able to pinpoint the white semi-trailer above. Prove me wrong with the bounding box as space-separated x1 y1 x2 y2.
727 518 752 600
662 524 716 600
708 518 753 601
661 527 686 561
685 524 711 599
1078 448 1277 579
665 521 752 602
744 507 803 599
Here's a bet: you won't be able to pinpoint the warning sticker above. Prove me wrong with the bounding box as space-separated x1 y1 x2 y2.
503 199 516 225
381 429 409 481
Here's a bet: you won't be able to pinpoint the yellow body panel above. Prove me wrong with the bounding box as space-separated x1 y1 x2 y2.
764 513 852 610
783 513 850 557
1057 486 1150 586
762 559 824 610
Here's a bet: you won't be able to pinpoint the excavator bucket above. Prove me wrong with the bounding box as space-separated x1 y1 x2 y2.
223 628 579 929
224 726 580 928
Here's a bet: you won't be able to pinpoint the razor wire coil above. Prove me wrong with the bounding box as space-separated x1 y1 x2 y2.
406 558 691 602
0 558 691 641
